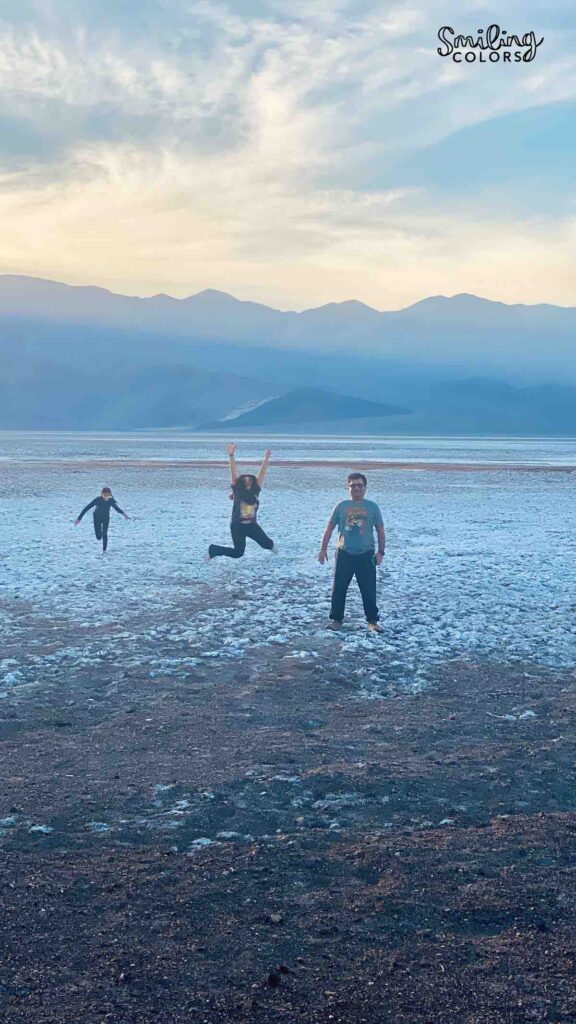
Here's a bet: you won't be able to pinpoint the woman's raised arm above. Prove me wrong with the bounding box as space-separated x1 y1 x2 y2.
257 449 272 487
227 442 238 484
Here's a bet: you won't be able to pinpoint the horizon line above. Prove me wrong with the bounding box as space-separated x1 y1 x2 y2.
1 272 575 316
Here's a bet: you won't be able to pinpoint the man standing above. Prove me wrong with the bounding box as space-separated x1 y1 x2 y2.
318 472 385 632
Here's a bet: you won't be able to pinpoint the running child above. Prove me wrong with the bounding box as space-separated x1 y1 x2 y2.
74 487 129 553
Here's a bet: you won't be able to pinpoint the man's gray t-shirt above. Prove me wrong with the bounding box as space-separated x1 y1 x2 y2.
330 499 384 555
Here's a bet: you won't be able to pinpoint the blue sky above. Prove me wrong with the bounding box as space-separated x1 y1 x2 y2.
0 0 574 308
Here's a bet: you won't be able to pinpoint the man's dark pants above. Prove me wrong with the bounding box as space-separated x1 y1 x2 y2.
330 549 379 624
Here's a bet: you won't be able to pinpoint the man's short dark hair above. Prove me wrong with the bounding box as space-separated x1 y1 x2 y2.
348 472 367 486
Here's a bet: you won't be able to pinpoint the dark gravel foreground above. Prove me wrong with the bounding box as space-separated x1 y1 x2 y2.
1 603 576 1023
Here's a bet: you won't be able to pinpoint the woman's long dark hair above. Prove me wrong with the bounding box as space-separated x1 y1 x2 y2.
232 475 261 502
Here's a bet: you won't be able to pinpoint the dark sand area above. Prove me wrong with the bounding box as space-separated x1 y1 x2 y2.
1 597 576 1022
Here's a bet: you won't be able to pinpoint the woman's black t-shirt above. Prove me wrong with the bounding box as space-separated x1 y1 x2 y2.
230 483 259 524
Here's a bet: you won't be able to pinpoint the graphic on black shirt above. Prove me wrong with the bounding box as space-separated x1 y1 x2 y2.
232 497 259 523
230 482 260 524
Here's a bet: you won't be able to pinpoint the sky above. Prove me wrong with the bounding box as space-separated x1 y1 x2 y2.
0 0 574 310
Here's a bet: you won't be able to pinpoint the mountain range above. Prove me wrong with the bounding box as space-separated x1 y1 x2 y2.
1 274 575 433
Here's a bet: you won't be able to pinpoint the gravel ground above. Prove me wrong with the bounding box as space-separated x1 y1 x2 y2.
1 607 576 1022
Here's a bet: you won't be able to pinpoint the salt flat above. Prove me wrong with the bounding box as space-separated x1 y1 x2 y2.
2 435 575 706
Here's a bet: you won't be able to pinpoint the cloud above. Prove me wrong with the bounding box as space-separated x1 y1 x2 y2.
0 1 575 308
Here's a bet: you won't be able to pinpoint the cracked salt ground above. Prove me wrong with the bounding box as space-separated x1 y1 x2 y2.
2 451 576 705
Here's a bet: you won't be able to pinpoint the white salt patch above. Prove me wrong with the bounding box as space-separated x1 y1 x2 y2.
169 800 191 814
2 672 22 685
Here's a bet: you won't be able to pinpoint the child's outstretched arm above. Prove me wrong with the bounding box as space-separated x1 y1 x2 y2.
74 498 97 525
111 499 130 520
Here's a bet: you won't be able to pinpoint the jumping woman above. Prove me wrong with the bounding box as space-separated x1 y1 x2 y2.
74 487 129 553
207 444 276 560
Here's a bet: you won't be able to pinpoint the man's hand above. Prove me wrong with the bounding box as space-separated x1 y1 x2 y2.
227 442 236 456
263 449 272 460
123 513 130 520
375 551 384 566
73 519 80 526
318 548 328 565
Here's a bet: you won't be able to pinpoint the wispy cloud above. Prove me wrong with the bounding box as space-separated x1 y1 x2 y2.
0 1 574 307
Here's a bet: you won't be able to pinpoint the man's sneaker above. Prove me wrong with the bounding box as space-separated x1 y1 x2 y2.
204 553 212 564
271 544 279 554
327 620 342 631
367 622 383 634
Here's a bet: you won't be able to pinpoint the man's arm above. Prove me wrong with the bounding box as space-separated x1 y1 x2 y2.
375 524 386 566
257 449 272 487
227 442 238 484
318 520 337 564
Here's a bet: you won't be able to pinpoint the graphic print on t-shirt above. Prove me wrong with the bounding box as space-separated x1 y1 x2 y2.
239 500 258 522
343 506 368 540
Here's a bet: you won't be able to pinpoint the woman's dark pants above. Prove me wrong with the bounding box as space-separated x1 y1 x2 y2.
330 549 379 624
209 523 274 559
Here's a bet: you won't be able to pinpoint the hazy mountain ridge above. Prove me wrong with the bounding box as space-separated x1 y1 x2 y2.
1 274 576 374
2 275 576 432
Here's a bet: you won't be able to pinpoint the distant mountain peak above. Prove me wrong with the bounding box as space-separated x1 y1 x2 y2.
312 299 378 312
182 288 286 314
299 299 382 322
189 288 237 300
204 386 410 429
403 292 498 310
